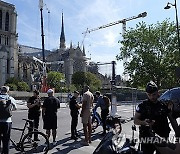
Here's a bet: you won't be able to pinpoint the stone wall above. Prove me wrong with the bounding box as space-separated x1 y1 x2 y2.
9 91 67 100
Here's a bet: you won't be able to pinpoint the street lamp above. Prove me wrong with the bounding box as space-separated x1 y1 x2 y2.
164 0 180 53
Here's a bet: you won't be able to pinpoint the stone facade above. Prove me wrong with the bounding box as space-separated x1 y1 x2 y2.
18 12 87 88
0 1 18 86
0 1 88 89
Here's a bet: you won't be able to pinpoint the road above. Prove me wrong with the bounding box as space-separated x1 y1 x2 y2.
9 102 141 154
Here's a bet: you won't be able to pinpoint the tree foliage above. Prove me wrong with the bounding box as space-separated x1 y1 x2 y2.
117 20 180 89
47 71 65 92
5 77 20 85
5 83 17 91
5 77 29 91
71 71 101 92
17 81 30 91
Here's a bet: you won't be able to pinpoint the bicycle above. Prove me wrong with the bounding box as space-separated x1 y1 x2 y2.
10 119 49 153
91 109 102 131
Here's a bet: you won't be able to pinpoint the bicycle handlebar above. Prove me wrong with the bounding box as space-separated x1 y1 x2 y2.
22 119 34 123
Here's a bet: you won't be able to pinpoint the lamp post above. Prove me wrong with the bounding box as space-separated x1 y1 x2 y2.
164 0 180 53
39 0 47 92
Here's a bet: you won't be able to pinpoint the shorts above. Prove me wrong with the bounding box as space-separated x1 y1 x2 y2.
43 115 57 130
81 109 91 124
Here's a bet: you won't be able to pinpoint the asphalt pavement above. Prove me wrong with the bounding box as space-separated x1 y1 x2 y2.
11 100 137 154
13 100 177 154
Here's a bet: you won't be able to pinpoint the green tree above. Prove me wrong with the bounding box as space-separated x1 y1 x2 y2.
5 83 17 91
17 81 30 91
117 20 179 89
47 71 65 92
72 71 101 92
5 77 20 85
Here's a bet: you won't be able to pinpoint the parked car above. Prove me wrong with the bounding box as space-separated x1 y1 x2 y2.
159 87 180 118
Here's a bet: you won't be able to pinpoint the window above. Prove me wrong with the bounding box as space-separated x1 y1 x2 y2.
5 36 9 45
0 10 2 29
5 12 9 31
7 58 10 74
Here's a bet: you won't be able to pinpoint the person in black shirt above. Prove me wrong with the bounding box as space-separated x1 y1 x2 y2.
69 91 81 140
94 91 110 136
42 89 60 146
27 90 41 141
134 81 171 154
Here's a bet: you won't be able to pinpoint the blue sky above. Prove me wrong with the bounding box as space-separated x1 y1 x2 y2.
4 0 180 76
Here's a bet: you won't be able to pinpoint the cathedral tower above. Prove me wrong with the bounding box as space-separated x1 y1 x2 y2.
60 12 66 49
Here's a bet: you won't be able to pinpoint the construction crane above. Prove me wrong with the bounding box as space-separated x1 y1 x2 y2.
82 12 147 35
81 12 147 81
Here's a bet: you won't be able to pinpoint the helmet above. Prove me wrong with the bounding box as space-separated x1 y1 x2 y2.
146 81 158 94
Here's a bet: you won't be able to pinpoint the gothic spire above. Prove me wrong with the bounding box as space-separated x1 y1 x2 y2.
60 12 66 49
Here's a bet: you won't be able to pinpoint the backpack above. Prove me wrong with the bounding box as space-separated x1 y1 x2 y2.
103 96 110 108
0 95 12 119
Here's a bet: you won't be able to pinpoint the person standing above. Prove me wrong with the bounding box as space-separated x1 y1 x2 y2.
42 89 60 146
94 91 110 135
27 90 41 141
134 81 171 154
69 91 81 140
80 86 94 146
0 86 17 154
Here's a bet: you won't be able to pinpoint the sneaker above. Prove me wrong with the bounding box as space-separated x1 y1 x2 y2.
81 141 89 146
71 136 78 140
43 142 48 146
75 133 80 137
53 141 57 146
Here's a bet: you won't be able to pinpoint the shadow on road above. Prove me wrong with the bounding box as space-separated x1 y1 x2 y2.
51 131 103 154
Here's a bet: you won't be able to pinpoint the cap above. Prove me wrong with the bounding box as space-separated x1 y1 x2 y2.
47 89 54 93
74 91 79 94
95 91 100 96
1 86 9 93
146 81 158 94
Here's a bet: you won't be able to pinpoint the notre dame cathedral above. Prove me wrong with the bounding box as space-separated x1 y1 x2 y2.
0 1 94 90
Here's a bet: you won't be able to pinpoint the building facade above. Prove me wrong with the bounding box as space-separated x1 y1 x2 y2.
18 12 87 89
0 1 18 87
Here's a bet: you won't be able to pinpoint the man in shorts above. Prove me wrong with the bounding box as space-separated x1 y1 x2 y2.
80 86 94 146
27 90 41 141
42 89 60 146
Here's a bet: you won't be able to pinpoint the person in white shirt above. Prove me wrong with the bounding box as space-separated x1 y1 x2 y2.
0 86 17 154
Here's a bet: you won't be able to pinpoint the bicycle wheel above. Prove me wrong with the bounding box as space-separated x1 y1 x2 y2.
92 117 99 130
21 131 49 154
